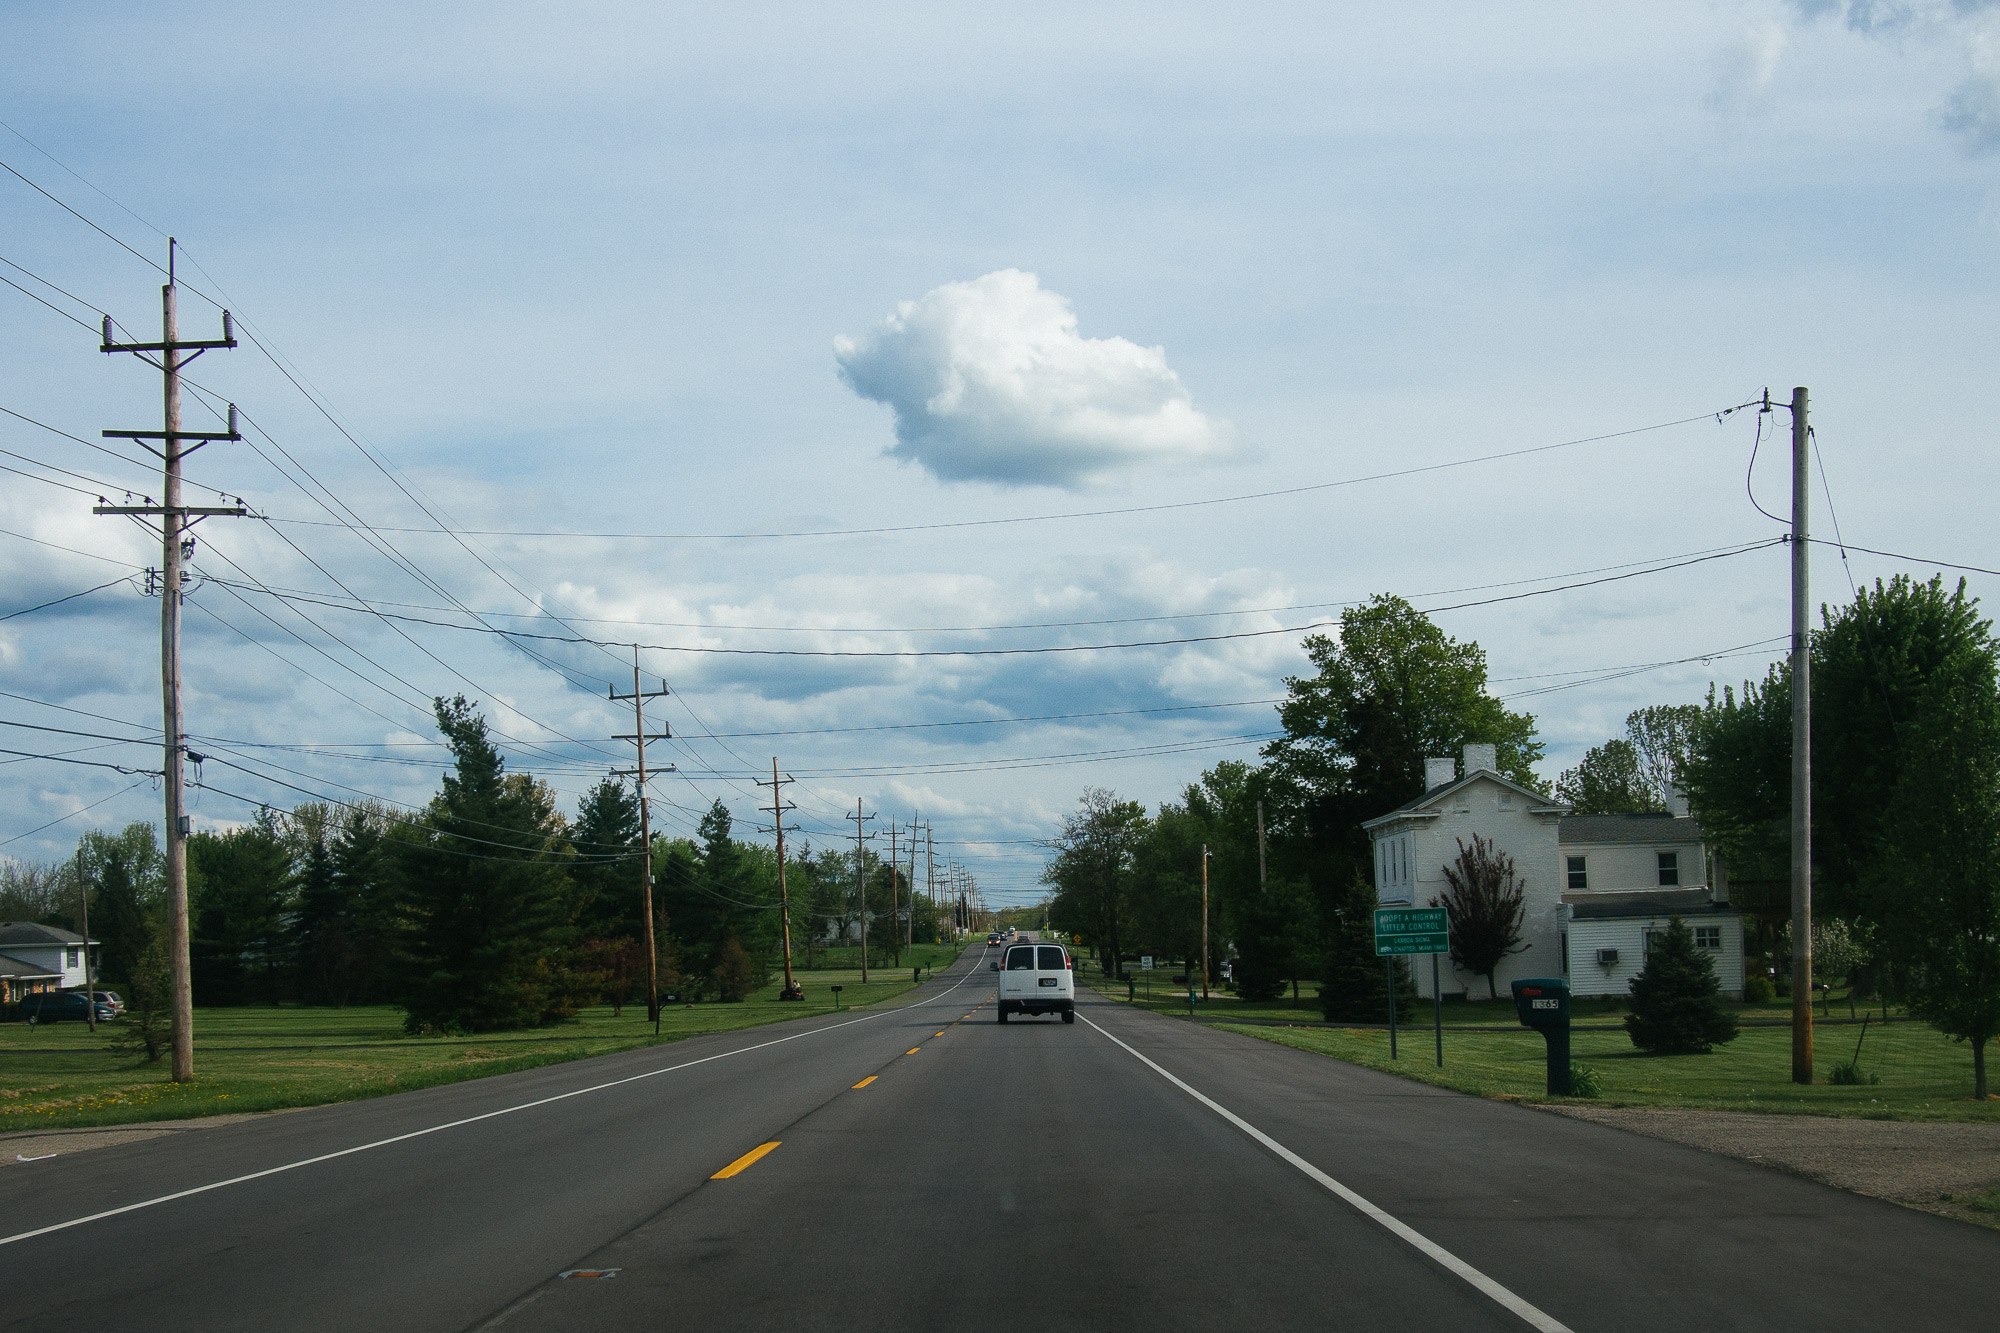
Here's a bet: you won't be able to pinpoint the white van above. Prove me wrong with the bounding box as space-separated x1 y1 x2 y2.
997 941 1074 1023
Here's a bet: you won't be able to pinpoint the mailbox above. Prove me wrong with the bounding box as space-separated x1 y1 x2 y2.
1509 977 1572 1096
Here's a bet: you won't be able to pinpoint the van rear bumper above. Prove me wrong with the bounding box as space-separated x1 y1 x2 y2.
999 997 1074 1016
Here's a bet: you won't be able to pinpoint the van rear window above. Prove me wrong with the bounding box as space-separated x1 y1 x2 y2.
1037 946 1065 970
1006 947 1036 970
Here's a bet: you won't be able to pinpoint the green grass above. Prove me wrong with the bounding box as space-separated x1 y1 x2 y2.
1079 973 1995 1121
0 959 949 1134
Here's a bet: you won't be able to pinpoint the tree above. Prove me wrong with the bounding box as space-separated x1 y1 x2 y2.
1263 595 1541 938
571 777 643 941
1434 835 1529 999
1042 789 1148 977
1555 738 1655 815
1626 704 1701 807
712 933 756 1002
105 915 172 1063
77 823 163 990
187 814 294 1005
396 696 587 1033
1319 871 1417 1022
1869 663 2000 1099
1625 916 1738 1054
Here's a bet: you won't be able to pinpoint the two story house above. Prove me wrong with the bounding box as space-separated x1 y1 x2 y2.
1559 799 1746 1000
1362 744 1568 1001
0 921 99 1002
1365 757 1746 1001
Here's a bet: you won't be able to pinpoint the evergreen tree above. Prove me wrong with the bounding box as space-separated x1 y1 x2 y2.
188 813 295 1005
329 805 395 1004
105 915 172 1063
1320 872 1417 1022
572 777 643 940
1625 917 1738 1054
396 696 586 1033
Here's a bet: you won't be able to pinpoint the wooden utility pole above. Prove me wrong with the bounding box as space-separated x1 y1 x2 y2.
906 815 919 952
1788 385 1814 1085
887 821 901 967
847 800 875 983
756 759 800 999
1256 800 1267 891
1200 845 1212 1000
610 652 671 1028
75 849 94 1032
96 240 246 1083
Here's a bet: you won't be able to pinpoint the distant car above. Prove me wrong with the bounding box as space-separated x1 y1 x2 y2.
986 933 1000 946
21 992 116 1024
89 990 124 1014
997 942 1075 1023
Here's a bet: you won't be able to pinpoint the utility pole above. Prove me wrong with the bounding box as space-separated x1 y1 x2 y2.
756 759 801 1000
1788 385 1814 1085
887 821 901 967
1200 845 1212 1000
610 652 671 1029
75 849 94 1032
906 816 919 953
96 240 246 1083
925 822 936 938
1257 800 1267 891
847 800 875 983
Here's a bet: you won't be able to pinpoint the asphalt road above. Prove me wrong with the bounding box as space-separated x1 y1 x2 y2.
1 943 1992 1331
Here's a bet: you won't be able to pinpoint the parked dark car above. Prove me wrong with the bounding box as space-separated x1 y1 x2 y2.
19 992 117 1024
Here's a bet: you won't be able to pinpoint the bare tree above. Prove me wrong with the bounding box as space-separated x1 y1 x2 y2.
1435 834 1529 999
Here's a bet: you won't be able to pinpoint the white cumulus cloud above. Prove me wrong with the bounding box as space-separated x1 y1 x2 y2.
833 269 1236 489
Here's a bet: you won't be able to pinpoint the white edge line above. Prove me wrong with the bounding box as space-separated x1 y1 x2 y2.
1079 1012 1575 1333
2 954 987 1249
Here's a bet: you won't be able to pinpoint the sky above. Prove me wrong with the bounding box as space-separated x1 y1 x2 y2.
3 1 1998 906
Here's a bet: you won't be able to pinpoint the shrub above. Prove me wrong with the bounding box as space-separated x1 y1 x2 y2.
1743 973 1775 1004
1567 1063 1603 1098
105 919 172 1063
712 934 755 1003
1625 916 1739 1054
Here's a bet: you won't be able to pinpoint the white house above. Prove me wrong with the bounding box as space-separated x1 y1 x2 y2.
1362 744 1568 1001
0 922 99 1001
1559 805 1746 1000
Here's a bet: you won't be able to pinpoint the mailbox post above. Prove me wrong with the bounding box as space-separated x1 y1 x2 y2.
1510 978 1572 1095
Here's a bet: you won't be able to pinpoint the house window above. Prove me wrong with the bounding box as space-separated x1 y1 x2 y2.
1694 925 1721 950
1566 856 1587 890
67 947 80 968
1657 852 1679 887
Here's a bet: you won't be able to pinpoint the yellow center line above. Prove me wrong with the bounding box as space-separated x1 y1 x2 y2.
852 1076 877 1089
906 1047 920 1055
711 1142 781 1179
935 1031 945 1036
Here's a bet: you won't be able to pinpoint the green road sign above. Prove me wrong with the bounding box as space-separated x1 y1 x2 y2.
1374 906 1448 956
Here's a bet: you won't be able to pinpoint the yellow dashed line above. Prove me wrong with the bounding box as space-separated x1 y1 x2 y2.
712 1142 781 1178
906 1047 920 1055
852 1076 877 1089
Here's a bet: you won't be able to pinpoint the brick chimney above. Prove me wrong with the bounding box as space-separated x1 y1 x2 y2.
1462 742 1498 776
1424 756 1457 790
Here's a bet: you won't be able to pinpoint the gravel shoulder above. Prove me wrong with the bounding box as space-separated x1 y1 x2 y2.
0 1106 307 1168
1537 1103 2000 1229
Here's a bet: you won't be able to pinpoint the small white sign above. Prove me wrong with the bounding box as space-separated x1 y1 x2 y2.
1141 955 1154 970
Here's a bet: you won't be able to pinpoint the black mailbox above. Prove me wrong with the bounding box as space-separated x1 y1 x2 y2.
1509 977 1572 1096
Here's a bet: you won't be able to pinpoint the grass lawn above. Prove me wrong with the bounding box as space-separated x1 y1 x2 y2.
1079 976 1997 1122
0 952 957 1134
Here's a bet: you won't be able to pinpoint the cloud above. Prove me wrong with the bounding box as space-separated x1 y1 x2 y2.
1783 0 2000 152
833 269 1236 489
1707 21 1788 114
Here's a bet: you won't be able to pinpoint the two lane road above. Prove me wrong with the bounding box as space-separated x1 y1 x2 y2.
2 946 1989 1330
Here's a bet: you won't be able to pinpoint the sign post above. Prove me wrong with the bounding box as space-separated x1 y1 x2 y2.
1374 907 1449 1065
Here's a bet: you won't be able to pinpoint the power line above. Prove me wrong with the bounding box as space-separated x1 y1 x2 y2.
0 576 136 622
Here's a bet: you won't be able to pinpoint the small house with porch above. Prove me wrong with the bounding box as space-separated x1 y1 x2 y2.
0 922 99 1002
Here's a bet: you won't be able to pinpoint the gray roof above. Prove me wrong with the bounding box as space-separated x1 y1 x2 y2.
0 950 63 980
1559 814 1703 846
1566 889 1737 920
0 922 92 948
1363 770 1568 830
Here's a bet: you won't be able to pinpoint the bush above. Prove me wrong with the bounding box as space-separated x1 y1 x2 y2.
1625 916 1739 1054
105 919 172 1063
712 934 755 1003
1743 973 1775 1004
1567 1063 1603 1098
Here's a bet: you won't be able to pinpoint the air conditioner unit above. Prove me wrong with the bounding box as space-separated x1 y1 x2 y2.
1594 947 1620 966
